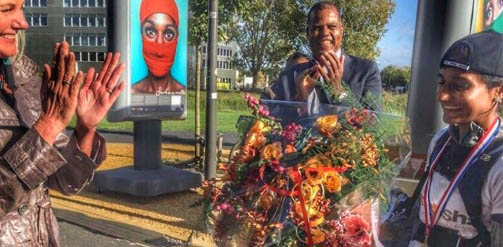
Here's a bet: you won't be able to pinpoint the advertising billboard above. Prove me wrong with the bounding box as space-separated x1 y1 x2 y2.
107 0 187 121
474 0 503 33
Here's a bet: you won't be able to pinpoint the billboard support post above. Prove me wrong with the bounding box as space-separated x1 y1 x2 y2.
133 120 162 170
204 0 218 180
93 0 203 197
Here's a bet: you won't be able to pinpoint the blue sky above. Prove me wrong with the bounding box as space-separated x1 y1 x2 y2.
376 0 418 69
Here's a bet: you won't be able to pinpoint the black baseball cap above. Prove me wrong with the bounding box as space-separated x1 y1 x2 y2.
440 30 503 77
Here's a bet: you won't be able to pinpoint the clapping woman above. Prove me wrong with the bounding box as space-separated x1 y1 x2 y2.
0 0 125 246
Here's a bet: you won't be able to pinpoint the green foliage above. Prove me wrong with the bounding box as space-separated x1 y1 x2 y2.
382 91 407 116
277 0 396 60
381 65 411 88
231 0 297 88
188 0 240 46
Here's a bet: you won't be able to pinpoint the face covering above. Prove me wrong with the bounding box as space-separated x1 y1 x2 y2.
142 37 177 78
490 13 503 33
140 0 179 78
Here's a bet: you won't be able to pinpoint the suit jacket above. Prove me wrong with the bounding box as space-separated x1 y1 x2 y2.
264 54 382 111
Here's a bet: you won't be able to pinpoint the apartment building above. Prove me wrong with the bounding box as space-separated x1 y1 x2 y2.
24 0 107 72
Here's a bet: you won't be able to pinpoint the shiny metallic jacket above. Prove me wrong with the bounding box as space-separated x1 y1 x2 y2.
0 55 106 247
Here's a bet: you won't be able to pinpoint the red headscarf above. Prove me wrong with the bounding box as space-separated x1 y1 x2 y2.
140 0 179 77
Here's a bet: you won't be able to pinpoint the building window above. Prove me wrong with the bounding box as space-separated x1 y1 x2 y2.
75 52 106 62
26 0 47 7
97 34 105 46
64 0 104 8
63 14 105 27
26 13 48 27
89 34 97 46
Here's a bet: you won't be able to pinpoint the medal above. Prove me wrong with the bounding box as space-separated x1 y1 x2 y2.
422 118 501 240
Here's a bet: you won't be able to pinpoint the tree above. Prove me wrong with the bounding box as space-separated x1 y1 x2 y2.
188 0 240 89
381 65 411 88
232 0 297 89
233 0 395 90
279 0 396 60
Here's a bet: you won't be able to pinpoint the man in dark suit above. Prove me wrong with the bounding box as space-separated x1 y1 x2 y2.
263 1 382 111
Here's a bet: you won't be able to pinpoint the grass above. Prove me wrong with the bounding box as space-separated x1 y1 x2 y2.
70 90 407 133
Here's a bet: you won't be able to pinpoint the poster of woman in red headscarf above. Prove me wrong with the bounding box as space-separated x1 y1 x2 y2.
107 0 187 121
131 0 186 95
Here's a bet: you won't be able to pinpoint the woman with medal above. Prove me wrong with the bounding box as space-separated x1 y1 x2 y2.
409 30 503 247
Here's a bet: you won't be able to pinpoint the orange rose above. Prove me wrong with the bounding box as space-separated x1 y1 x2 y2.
322 171 348 193
239 145 258 162
261 142 283 161
244 130 267 149
315 115 340 137
285 144 296 154
249 120 271 133
305 154 331 168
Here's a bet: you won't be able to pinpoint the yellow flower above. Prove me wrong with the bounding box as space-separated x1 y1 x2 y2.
322 171 348 193
315 115 340 137
244 130 267 149
261 142 283 161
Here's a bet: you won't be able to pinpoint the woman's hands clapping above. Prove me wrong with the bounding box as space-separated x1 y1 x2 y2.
34 42 125 151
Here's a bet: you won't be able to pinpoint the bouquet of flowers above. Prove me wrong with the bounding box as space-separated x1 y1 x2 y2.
199 94 402 247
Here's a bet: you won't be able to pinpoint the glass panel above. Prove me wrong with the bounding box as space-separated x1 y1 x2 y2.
97 15 104 26
41 14 47 26
82 52 88 62
65 35 72 44
90 52 97 61
72 0 78 7
97 34 105 46
33 14 40 26
75 52 81 61
64 15 71 26
89 35 96 46
40 0 47 7
33 0 39 7
81 33 88 46
81 16 88 26
88 15 96 26
64 0 70 7
81 0 87 7
98 52 105 61
72 15 79 26
88 0 95 7
97 0 103 7
73 34 80 45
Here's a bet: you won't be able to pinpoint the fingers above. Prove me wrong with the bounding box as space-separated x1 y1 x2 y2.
96 52 113 82
102 53 121 85
105 63 125 91
70 71 84 98
82 67 95 92
50 43 61 80
108 81 126 103
55 42 69 85
63 52 76 85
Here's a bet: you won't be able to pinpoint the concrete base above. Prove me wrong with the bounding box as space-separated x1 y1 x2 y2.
93 165 203 197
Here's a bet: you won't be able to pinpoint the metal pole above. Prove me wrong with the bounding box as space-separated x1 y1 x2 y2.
205 0 218 180
195 45 202 168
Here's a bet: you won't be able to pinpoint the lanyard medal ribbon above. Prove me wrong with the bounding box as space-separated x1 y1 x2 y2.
422 118 501 240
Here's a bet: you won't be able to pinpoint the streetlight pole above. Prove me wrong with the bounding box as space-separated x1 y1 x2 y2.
205 0 218 180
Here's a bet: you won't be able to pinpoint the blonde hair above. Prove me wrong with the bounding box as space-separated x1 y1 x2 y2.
12 30 25 64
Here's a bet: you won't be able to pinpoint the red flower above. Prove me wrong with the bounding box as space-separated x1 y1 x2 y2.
340 214 371 247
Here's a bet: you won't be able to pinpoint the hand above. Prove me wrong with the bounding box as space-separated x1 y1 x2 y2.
76 52 125 132
317 52 345 96
34 42 83 145
295 66 319 101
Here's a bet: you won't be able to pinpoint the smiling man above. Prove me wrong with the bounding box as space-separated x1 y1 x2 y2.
264 1 382 111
